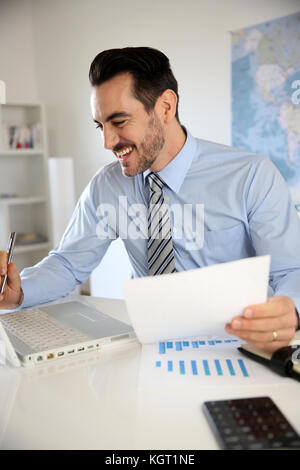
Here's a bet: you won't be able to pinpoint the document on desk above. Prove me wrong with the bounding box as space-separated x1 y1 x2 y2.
123 255 270 344
138 334 286 387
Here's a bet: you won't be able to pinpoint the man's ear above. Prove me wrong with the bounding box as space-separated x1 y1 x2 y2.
156 89 178 123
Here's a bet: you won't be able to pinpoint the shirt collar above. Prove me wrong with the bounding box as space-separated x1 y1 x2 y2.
142 130 197 194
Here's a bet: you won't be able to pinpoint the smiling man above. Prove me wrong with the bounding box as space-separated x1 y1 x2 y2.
0 47 300 352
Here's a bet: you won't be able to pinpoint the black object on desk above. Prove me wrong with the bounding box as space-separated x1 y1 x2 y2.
238 344 300 382
203 396 300 450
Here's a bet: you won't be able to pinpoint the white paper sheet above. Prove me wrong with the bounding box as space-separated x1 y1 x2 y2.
123 256 270 344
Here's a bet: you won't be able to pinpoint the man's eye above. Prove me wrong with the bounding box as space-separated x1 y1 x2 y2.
113 120 126 127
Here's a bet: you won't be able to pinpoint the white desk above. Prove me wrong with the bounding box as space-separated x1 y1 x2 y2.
0 295 299 450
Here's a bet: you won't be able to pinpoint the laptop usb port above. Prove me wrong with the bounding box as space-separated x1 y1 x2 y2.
47 353 54 360
78 347 85 352
57 352 64 357
68 349 75 354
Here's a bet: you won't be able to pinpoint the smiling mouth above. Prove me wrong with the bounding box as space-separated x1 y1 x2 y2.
115 146 134 161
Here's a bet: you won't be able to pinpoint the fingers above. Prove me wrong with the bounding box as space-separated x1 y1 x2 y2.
243 296 295 319
4 262 21 297
0 259 21 306
230 312 297 332
231 295 298 333
0 250 8 276
7 262 20 284
226 324 295 343
0 251 8 302
226 296 298 353
225 323 295 353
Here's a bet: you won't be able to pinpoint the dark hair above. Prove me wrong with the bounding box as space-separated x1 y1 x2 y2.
89 47 180 121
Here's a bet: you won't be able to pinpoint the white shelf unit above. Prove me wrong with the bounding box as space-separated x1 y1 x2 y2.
0 103 52 272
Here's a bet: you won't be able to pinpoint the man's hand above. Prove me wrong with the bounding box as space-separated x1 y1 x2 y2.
0 250 22 309
225 296 299 353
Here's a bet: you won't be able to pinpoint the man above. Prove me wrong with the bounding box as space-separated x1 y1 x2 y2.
0 47 299 352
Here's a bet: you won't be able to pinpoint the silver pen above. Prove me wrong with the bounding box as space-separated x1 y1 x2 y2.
0 232 16 295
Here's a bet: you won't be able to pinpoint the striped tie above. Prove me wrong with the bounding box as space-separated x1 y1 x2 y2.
147 172 176 275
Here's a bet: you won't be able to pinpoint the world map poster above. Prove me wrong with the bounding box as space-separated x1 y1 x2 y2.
231 13 300 193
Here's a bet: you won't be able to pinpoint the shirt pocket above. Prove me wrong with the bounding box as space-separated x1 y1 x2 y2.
202 222 250 264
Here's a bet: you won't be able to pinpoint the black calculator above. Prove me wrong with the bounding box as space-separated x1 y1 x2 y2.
203 396 300 450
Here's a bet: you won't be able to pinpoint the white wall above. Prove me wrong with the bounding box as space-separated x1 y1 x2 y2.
1 0 300 297
2 0 299 192
29 0 300 196
0 0 38 103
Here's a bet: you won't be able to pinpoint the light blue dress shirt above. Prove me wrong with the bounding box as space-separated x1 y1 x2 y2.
21 131 300 313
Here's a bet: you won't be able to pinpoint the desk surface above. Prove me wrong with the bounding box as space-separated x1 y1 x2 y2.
0 295 299 450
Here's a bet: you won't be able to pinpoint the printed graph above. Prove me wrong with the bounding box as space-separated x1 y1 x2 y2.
152 338 250 379
155 358 249 377
139 336 285 387
158 339 239 354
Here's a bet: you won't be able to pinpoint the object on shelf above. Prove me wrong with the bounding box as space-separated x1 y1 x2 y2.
0 193 19 199
3 122 41 150
15 233 48 246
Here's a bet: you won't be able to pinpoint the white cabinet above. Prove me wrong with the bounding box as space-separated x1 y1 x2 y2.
0 103 52 271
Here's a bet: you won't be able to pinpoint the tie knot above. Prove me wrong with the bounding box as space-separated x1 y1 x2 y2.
148 172 165 194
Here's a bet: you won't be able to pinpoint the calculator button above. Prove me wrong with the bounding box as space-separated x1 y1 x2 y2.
285 431 296 438
290 440 300 448
248 443 264 450
271 441 284 448
222 428 233 435
224 436 239 444
240 426 251 433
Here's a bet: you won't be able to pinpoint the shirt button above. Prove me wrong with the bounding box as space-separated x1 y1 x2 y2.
173 227 177 233
184 253 190 258
164 196 170 202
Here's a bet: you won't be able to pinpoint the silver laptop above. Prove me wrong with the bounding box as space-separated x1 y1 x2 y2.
0 301 136 367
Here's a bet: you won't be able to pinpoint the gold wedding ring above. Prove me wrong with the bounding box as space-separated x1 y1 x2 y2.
272 330 278 342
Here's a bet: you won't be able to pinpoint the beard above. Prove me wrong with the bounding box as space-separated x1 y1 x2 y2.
121 112 165 177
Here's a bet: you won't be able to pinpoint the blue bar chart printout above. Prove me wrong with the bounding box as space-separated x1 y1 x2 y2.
139 336 286 387
146 337 253 382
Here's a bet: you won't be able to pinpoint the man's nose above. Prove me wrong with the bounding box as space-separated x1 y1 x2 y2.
102 125 119 150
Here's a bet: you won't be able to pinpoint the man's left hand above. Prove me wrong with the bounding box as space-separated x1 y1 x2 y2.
225 295 299 353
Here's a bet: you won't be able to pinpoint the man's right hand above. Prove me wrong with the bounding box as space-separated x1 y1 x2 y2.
0 250 22 309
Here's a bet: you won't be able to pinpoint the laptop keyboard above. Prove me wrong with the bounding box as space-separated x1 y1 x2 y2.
0 308 89 351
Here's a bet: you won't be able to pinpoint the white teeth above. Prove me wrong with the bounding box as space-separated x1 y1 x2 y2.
116 146 133 157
